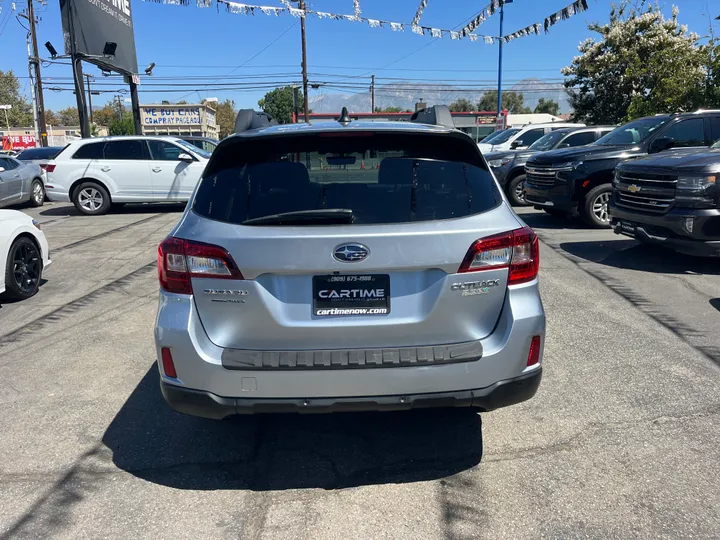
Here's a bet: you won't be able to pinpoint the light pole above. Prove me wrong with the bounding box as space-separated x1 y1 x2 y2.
496 0 513 123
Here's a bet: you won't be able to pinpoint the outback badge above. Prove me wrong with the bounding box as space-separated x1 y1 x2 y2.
451 279 500 296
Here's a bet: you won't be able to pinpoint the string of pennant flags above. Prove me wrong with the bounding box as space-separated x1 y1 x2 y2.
144 0 590 45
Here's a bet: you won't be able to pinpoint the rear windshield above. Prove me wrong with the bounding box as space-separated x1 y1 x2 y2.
18 147 62 160
193 132 501 226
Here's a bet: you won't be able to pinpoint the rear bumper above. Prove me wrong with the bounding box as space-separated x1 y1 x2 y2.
160 367 542 419
610 204 720 257
44 185 70 203
154 279 545 415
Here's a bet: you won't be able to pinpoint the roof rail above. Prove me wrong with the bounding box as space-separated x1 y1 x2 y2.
693 109 720 114
234 109 278 134
409 105 455 128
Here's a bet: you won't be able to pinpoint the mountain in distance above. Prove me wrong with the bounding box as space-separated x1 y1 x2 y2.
309 78 570 114
510 78 570 113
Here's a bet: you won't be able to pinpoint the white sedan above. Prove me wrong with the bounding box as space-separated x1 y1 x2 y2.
0 210 51 301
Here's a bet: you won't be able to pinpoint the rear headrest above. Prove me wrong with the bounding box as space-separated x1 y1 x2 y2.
252 161 310 192
378 157 414 185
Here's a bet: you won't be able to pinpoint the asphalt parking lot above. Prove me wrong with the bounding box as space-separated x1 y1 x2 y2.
1 203 719 539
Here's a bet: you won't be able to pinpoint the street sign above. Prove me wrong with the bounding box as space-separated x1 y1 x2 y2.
0 105 12 110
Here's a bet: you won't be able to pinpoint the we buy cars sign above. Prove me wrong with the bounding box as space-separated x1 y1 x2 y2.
2 135 37 151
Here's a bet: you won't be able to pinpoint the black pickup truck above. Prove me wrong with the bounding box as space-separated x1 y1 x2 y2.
524 111 720 227
610 144 720 257
485 126 612 206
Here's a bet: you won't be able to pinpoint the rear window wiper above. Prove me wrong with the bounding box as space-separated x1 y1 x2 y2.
242 208 355 226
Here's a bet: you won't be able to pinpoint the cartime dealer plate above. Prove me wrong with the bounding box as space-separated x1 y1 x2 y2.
313 274 390 316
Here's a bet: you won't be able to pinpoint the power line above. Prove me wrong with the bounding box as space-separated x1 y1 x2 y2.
174 20 299 101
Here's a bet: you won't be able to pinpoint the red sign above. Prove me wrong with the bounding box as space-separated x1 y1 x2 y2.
495 112 508 132
2 135 37 151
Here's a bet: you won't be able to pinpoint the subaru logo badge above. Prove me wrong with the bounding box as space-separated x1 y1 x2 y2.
333 243 369 263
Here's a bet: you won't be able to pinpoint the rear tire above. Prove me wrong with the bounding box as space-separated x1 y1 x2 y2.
73 181 111 216
581 184 612 229
507 175 529 207
2 237 42 301
29 179 45 207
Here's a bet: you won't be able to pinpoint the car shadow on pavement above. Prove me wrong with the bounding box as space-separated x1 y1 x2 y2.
518 210 588 230
559 239 720 275
102 365 484 491
710 299 720 313
39 203 186 217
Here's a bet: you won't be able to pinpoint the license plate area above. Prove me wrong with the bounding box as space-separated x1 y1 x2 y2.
313 274 390 316
619 220 636 237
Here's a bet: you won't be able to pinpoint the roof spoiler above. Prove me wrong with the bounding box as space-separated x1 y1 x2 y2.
409 105 454 128
234 109 278 134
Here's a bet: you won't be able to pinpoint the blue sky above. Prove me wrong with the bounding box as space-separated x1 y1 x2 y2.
0 0 717 112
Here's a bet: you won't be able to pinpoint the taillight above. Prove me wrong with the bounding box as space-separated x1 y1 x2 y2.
157 237 243 294
527 335 541 366
45 164 56 173
458 226 539 285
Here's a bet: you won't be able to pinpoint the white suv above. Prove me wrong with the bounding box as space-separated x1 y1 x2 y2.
477 122 585 153
45 136 210 215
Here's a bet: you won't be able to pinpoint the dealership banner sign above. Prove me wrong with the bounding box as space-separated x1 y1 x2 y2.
142 107 202 125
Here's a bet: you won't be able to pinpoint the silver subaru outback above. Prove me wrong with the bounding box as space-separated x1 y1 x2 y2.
154 106 545 418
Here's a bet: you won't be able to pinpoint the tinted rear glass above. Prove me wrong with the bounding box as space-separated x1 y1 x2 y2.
18 147 62 160
104 140 149 160
72 142 104 159
194 132 501 225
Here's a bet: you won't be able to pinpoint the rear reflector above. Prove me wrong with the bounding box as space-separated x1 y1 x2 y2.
45 164 56 173
161 347 178 378
158 237 243 295
527 335 541 366
458 226 539 285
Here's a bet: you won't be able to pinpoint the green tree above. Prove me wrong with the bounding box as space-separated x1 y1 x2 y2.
533 98 560 115
448 99 474 112
0 70 33 126
215 99 236 138
703 38 720 108
374 106 404 113
108 113 135 135
477 91 531 113
92 104 117 127
58 106 80 126
44 110 59 126
258 86 307 124
563 2 710 123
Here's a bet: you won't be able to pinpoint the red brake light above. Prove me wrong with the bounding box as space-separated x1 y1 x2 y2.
161 347 178 378
458 226 539 285
157 237 243 294
527 335 541 366
45 164 56 173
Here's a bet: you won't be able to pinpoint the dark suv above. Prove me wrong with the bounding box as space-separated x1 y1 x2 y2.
485 126 613 206
524 111 720 227
610 141 720 257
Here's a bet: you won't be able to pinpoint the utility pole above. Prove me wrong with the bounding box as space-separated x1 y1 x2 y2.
72 58 90 137
128 78 142 135
370 75 375 113
292 86 299 123
25 35 39 142
85 74 94 124
26 0 48 146
298 0 310 123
